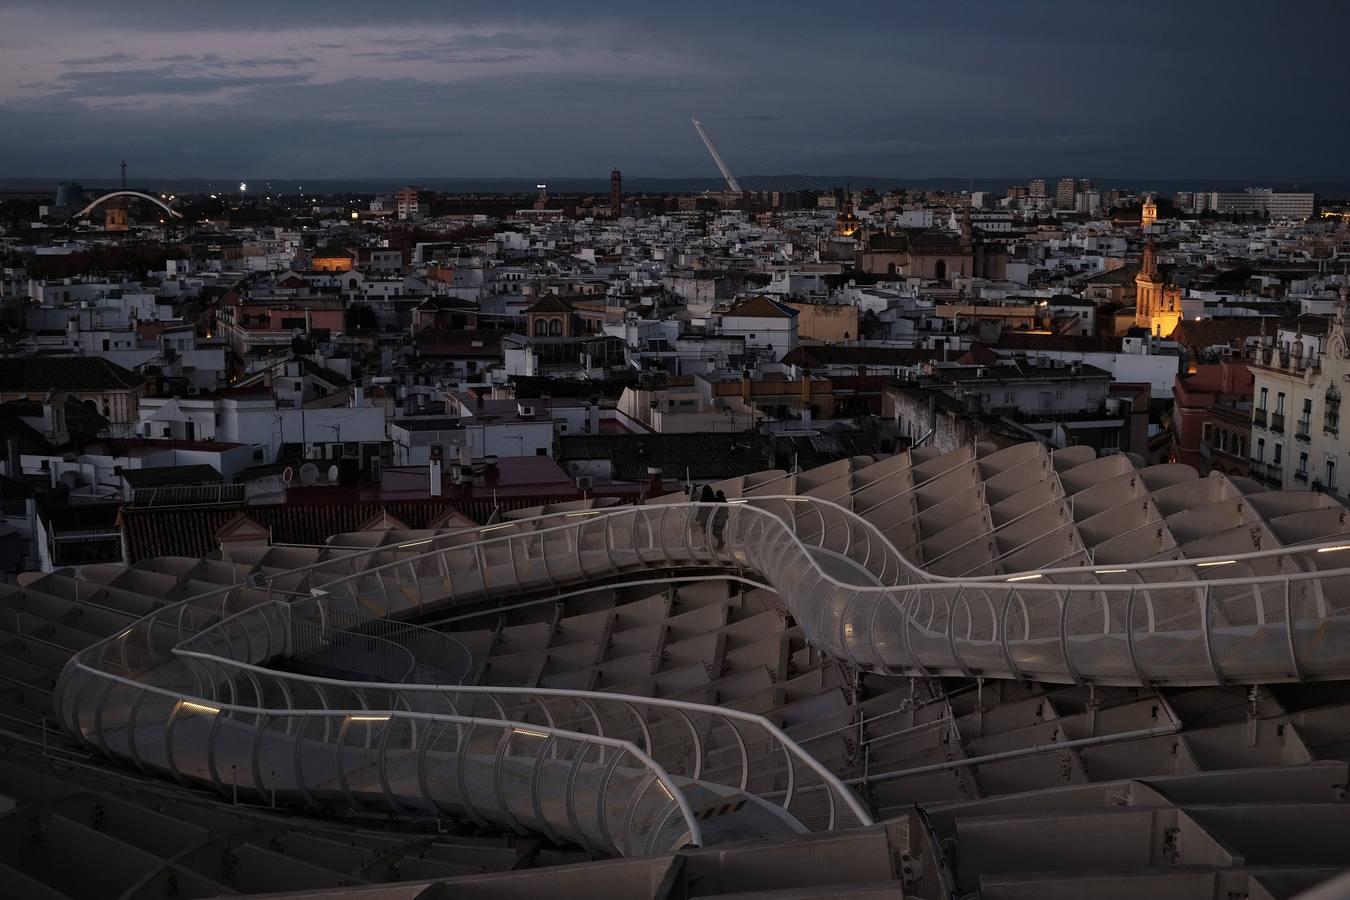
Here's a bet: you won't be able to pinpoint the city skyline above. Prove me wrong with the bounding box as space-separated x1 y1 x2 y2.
1 1 1348 181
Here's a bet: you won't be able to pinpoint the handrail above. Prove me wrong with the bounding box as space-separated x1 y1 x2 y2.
81 477 1350 621
309 495 1350 596
297 498 1350 685
169 635 872 831
57 658 702 856
51 487 1350 857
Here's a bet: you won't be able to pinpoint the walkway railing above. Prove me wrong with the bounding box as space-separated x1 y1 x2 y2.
54 664 699 857
52 493 1350 857
302 498 1350 687
167 600 867 832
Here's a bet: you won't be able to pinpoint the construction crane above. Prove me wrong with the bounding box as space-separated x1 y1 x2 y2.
691 118 743 194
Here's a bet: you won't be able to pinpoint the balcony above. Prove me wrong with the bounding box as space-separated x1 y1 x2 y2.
1252 345 1321 375
1200 441 1247 465
1249 460 1283 487
1270 412 1285 434
1253 408 1267 427
1296 419 1311 442
1295 469 1309 484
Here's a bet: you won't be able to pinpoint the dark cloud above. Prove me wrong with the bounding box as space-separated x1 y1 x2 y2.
64 52 134 66
3 2 1349 179
143 53 316 69
349 49 534 65
43 68 314 99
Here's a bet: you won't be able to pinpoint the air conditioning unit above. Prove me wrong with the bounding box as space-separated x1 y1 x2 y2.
576 475 594 490
518 405 535 417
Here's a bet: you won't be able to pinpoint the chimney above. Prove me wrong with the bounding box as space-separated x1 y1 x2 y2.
429 446 443 497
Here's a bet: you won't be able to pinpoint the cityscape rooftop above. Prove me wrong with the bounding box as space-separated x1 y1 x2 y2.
1 3 1349 899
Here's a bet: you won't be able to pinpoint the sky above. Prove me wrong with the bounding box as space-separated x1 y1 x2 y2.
0 1 1346 182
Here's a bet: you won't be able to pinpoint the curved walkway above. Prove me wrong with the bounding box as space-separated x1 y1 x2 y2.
52 494 1350 856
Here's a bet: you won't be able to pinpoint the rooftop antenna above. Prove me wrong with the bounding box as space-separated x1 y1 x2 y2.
120 159 127 190
691 118 743 193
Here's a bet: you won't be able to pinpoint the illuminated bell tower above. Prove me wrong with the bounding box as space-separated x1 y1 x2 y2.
1134 238 1180 336
1141 193 1158 230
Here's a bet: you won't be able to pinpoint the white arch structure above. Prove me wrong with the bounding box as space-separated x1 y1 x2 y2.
75 190 183 220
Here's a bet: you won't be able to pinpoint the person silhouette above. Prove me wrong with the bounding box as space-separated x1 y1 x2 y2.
695 484 716 539
712 490 729 550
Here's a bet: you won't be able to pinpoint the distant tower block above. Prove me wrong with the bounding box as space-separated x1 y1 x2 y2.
1142 194 1158 230
610 168 622 218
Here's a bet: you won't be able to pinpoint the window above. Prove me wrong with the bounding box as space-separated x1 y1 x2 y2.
1259 387 1268 410
1276 392 1286 414
1299 452 1308 474
1055 389 1065 399
1102 428 1120 450
1328 459 1337 490
1274 443 1282 465
1256 438 1265 461
1202 422 1214 443
1003 392 1015 405
1303 398 1313 415
1326 387 1341 434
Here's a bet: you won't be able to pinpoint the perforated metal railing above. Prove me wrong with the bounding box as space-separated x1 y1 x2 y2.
301 497 1350 687
54 666 699 856
55 577 707 856
167 599 869 832
52 495 1350 857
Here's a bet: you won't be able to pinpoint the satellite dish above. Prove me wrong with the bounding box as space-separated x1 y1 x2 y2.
327 464 339 484
282 466 294 484
299 463 319 486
